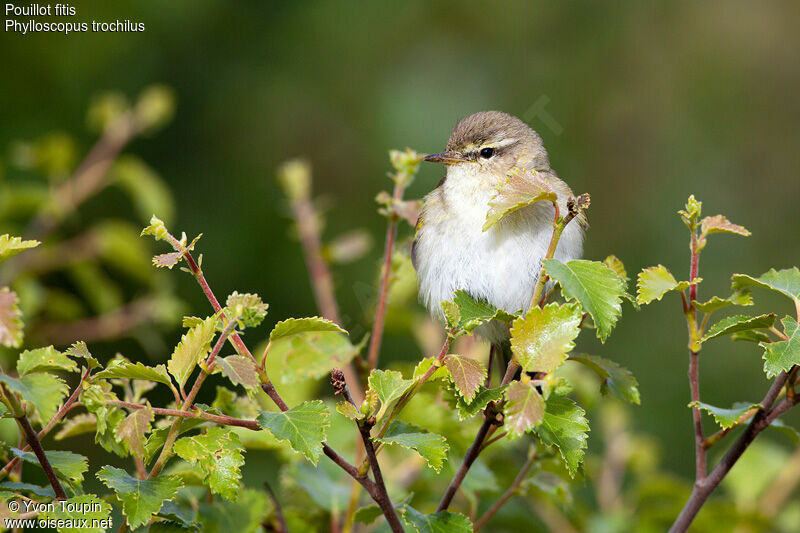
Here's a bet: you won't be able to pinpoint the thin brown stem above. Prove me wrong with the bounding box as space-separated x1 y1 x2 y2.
474 449 536 530
0 368 90 480
367 182 405 370
358 422 404 533
1 385 67 500
438 415 497 511
688 350 706 480
109 400 261 430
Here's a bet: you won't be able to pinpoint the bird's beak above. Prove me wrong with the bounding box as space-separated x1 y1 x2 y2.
423 151 467 165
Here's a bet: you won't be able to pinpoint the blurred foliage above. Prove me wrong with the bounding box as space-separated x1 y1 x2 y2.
2 1 800 530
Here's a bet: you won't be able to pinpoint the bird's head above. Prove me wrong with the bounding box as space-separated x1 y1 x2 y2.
423 111 550 177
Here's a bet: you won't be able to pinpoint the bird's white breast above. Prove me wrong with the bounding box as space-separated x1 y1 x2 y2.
414 165 583 342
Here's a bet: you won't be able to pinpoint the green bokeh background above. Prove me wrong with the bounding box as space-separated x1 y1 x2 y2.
2 0 799 489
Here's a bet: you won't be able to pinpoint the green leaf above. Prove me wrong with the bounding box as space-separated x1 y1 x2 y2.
196 488 269 533
761 316 800 378
732 268 800 306
367 369 415 419
636 265 700 305
216 355 259 391
140 215 169 241
441 290 517 335
401 505 473 533
413 357 450 381
0 287 23 348
144 418 206 463
375 420 449 472
483 167 557 231
257 401 330 464
504 381 545 437
692 290 753 314
17 346 77 375
115 406 153 458
12 448 88 482
568 354 640 404
269 317 346 341
0 481 54 498
690 401 761 429
55 413 97 440
450 385 506 421
95 360 173 386
39 494 112 532
701 314 776 343
336 401 361 420
354 505 383 525
444 355 485 402
286 460 351 513
0 373 68 421
271 331 363 385
64 341 99 369
534 395 589 477
768 418 800 445
510 302 582 373
544 259 626 341
225 292 268 328
174 427 245 501
0 234 40 264
97 466 182 529
678 195 702 229
168 315 217 388
732 329 772 343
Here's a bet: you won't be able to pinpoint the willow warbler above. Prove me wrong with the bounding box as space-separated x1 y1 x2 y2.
412 111 586 345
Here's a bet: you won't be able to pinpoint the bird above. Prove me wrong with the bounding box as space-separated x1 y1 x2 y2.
411 111 586 355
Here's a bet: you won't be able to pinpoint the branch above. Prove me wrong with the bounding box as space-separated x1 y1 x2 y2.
29 110 140 239
147 318 238 478
686 229 706 481
159 230 397 525
670 370 798 532
474 448 536 530
35 297 158 345
1 384 66 500
0 368 91 481
367 181 405 370
358 421 404 533
109 400 261 430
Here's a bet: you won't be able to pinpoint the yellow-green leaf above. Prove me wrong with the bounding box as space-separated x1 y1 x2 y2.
17 346 77 376
168 315 217 388
510 302 582 374
636 265 700 305
0 234 40 264
174 427 245 501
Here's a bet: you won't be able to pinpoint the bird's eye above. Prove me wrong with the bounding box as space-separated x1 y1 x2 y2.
480 147 494 159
